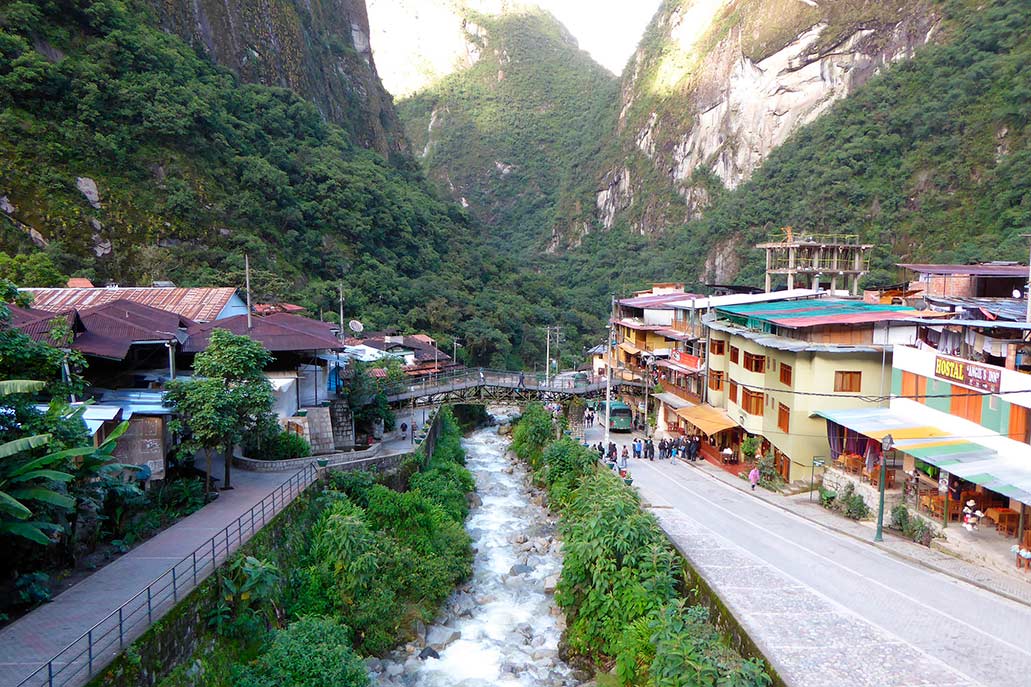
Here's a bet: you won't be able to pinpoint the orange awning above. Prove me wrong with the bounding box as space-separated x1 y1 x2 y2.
675 404 739 436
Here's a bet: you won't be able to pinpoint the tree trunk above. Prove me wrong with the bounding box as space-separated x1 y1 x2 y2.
223 441 233 490
205 447 213 494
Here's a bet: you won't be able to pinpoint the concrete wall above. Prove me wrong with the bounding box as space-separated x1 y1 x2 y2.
822 468 903 513
234 442 383 472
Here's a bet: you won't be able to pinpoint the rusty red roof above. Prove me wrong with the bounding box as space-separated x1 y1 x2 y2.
22 287 242 322
183 314 342 353
897 263 1028 277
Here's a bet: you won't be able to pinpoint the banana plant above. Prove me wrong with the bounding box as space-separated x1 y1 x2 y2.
0 432 75 544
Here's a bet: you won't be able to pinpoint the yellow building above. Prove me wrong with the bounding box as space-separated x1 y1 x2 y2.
700 299 919 482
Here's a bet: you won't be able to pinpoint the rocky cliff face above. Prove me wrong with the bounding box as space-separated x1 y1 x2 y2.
569 0 937 242
145 0 407 157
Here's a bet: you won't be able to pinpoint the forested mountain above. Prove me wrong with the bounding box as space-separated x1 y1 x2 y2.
0 0 604 366
392 7 618 253
557 0 1031 289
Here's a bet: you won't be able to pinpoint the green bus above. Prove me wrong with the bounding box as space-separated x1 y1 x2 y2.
593 400 632 432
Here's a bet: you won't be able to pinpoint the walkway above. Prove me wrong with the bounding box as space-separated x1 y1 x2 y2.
588 429 1031 687
0 456 301 687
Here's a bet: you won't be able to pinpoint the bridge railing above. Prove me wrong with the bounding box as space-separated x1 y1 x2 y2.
384 369 606 399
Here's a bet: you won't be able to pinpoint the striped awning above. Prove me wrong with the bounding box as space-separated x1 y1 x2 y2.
814 405 1031 503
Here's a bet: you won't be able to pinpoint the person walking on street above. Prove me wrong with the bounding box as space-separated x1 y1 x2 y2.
749 465 761 491
618 449 628 471
646 438 654 460
621 446 630 463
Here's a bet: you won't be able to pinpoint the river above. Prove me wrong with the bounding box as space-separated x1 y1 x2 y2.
372 427 580 687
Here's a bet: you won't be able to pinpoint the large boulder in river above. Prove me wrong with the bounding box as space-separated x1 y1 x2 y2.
425 625 461 650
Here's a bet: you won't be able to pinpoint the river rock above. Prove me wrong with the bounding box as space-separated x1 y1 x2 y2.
364 657 383 673
532 635 547 647
544 573 560 593
509 563 534 576
412 619 427 646
512 533 528 544
0 196 14 214
425 625 461 650
385 662 404 678
467 491 483 508
418 646 440 660
503 574 524 589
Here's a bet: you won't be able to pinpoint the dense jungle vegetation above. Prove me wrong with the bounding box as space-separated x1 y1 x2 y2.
512 404 771 687
157 408 474 686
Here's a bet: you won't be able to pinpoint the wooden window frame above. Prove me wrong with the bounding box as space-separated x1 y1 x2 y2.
728 381 738 404
780 363 792 387
729 346 740 364
778 403 790 433
742 389 764 416
743 351 766 374
834 371 862 393
709 370 724 391
709 339 726 356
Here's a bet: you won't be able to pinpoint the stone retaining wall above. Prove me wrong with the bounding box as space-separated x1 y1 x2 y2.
822 467 904 513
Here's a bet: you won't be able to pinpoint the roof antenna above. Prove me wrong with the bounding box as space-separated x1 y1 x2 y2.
245 254 253 330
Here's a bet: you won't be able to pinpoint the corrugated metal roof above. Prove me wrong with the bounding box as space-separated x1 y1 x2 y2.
618 292 699 310
898 263 1028 277
900 318 1031 330
22 287 240 322
704 319 885 354
666 288 822 311
923 296 1028 322
184 315 342 353
716 299 918 328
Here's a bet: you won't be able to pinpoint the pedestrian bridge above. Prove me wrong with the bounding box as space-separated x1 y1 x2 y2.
384 369 639 407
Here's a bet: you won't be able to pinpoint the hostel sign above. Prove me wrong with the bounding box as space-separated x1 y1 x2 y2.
671 350 701 370
934 356 1001 393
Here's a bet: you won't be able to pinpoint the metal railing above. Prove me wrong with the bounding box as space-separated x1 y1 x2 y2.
16 463 319 687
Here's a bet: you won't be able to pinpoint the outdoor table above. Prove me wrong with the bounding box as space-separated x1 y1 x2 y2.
984 507 1017 526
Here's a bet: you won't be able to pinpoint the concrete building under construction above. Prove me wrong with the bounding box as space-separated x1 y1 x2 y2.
757 228 872 294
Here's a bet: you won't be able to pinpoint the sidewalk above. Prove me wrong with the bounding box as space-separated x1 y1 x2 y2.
586 426 1031 607
0 456 301 687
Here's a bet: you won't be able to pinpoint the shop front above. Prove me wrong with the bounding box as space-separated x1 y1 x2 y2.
675 404 742 464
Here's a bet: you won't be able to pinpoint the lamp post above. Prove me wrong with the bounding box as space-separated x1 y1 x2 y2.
875 434 893 542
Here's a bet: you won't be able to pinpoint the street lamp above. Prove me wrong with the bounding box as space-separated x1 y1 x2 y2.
874 434 894 542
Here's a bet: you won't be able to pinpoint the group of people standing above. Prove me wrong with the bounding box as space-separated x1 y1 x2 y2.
658 435 701 461
593 434 704 464
583 409 597 427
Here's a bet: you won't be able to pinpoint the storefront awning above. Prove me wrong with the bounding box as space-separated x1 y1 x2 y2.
654 392 693 410
619 341 641 355
675 404 738 436
814 404 1031 503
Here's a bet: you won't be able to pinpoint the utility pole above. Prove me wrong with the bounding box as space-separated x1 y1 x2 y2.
604 295 614 448
453 338 460 364
244 254 253 330
338 283 345 339
545 326 552 388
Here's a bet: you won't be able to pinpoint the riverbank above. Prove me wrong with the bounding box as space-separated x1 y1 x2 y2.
512 404 774 687
373 427 577 686
81 408 474 687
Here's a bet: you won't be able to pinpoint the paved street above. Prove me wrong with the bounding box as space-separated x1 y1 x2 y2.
587 429 1031 687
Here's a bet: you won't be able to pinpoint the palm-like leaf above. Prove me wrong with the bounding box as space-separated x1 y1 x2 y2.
0 380 45 395
0 434 51 459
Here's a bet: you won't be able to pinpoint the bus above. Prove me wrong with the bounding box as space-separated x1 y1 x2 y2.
599 401 632 432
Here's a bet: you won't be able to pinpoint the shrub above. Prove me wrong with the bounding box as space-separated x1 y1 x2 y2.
890 504 934 546
246 431 310 461
235 618 367 687
823 483 870 520
511 402 554 467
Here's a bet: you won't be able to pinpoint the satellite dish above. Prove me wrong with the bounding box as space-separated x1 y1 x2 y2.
348 320 364 333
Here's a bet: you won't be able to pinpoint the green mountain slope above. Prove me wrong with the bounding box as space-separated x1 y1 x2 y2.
545 0 1030 299
0 0 610 366
396 7 618 253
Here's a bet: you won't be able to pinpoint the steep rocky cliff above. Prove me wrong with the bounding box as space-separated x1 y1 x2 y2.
144 0 408 157
563 0 937 244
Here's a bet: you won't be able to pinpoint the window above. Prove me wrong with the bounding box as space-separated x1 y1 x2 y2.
741 389 764 416
778 403 790 433
834 371 862 393
743 351 766 373
729 346 740 364
708 370 724 391
728 381 738 404
780 363 793 386
709 339 725 356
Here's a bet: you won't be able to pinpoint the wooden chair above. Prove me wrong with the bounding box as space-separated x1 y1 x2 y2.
999 512 1019 537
